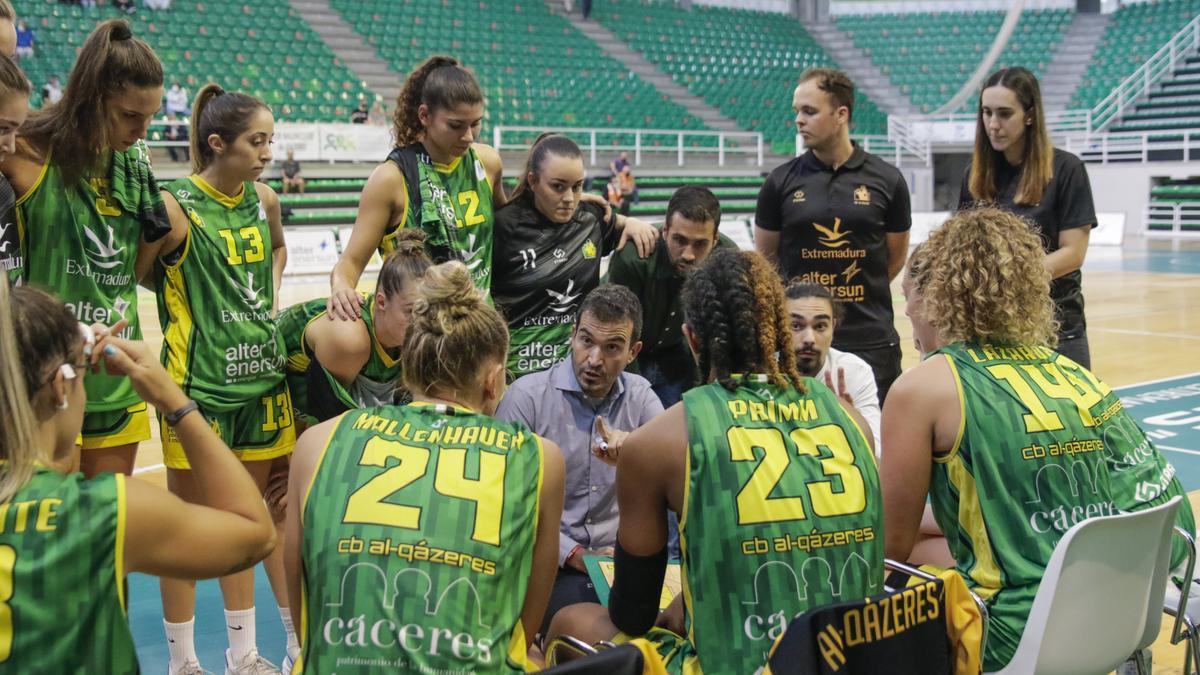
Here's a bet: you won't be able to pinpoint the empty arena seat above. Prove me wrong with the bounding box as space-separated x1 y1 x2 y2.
14 0 374 121
590 0 886 155
1073 0 1200 109
329 0 709 143
834 8 1070 114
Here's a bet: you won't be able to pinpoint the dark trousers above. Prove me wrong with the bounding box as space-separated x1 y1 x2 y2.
846 342 902 405
1056 333 1091 370
539 568 599 638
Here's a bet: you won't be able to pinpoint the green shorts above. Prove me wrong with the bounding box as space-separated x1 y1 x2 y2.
81 402 151 450
161 381 296 470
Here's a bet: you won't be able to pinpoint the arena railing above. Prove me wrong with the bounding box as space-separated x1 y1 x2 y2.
1090 13 1200 132
1143 201 1200 238
796 131 932 167
491 126 766 167
1059 130 1200 164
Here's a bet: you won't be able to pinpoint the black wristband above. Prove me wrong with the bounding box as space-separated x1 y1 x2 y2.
163 400 199 426
608 539 668 636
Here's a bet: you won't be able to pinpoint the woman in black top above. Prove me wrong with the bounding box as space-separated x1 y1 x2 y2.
492 134 656 379
958 67 1096 368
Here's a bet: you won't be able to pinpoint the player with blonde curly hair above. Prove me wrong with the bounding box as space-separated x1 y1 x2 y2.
882 207 1193 672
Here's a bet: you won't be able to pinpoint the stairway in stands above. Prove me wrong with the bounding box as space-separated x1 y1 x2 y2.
1112 48 1200 135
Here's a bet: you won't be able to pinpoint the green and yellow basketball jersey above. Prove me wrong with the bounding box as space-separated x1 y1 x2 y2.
0 468 137 672
929 342 1193 671
298 403 543 674
18 160 143 412
157 176 285 411
279 295 403 421
679 376 882 673
384 147 494 293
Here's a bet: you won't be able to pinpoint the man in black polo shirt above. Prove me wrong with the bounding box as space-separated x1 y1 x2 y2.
755 67 911 402
607 185 736 406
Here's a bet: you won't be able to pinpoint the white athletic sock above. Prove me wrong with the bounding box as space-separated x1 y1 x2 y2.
225 607 257 664
278 606 300 658
164 618 198 673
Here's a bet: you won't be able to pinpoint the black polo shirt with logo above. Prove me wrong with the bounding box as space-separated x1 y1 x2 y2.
957 148 1096 340
755 144 911 350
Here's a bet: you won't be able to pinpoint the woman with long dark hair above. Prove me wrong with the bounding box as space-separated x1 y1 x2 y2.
958 67 1097 369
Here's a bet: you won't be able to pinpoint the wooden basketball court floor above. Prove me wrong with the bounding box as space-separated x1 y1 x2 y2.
123 237 1200 672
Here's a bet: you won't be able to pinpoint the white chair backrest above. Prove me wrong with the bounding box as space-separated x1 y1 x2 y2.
1007 496 1181 675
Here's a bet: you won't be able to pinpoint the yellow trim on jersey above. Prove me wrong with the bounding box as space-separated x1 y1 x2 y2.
396 171 409 231
297 568 309 673
14 160 49 206
679 432 696 646
407 400 477 416
935 354 967 464
189 174 246 209
162 259 195 386
160 209 193 272
506 621 535 672
114 473 128 613
945 455 1001 600
368 299 399 369
300 418 342 525
433 154 464 174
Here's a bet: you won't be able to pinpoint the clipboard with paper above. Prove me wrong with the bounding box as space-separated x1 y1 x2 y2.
583 556 683 611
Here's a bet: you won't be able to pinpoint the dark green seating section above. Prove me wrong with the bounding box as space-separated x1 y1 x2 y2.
15 0 373 120
835 9 1070 113
330 0 709 146
1113 53 1200 133
592 0 885 155
1074 0 1200 108
273 174 764 227
1148 178 1200 231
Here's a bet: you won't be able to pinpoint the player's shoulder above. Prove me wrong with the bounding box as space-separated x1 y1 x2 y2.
252 179 279 206
471 143 503 173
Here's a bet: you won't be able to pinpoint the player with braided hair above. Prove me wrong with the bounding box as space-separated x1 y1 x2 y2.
547 248 880 672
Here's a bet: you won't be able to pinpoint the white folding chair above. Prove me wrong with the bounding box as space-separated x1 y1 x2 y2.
1159 526 1198 674
987 496 1182 675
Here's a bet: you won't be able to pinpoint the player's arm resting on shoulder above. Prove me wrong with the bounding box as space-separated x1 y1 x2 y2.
307 315 372 389
1045 226 1089 279
475 143 508 207
885 231 910 281
880 359 946 562
614 214 656 258
329 162 405 320
112 339 276 578
609 406 681 636
286 416 342 630
135 190 189 289
520 437 566 647
255 182 287 309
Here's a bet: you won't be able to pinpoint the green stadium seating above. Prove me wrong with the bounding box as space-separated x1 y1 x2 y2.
591 0 886 154
329 0 711 147
273 173 765 228
1147 177 1200 231
1073 0 1200 109
834 8 1070 113
1113 52 1200 133
14 0 374 121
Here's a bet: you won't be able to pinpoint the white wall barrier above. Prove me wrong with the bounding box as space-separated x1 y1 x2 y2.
151 122 394 163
